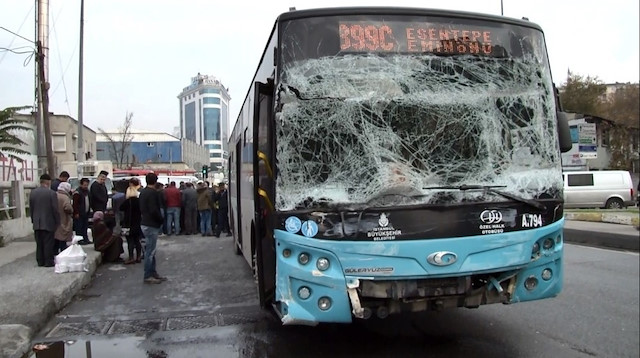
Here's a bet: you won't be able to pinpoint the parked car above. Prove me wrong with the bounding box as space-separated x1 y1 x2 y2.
156 175 199 186
563 170 635 209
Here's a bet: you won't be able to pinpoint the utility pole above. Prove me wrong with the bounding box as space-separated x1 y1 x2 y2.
77 0 85 178
36 0 54 175
501 0 504 15
169 147 173 175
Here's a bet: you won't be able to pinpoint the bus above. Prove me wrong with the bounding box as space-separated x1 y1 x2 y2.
228 7 572 325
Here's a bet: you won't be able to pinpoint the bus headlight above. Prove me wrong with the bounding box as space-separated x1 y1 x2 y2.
541 268 553 281
298 253 310 265
316 257 330 271
543 238 554 250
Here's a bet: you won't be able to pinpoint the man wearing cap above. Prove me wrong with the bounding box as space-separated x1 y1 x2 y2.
89 170 109 213
29 174 61 267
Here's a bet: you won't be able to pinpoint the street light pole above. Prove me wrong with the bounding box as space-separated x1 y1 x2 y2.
77 0 85 178
36 0 54 175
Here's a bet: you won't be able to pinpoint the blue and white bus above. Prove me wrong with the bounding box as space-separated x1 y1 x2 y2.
228 7 572 325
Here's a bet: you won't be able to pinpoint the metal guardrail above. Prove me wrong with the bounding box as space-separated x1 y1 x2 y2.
0 183 36 220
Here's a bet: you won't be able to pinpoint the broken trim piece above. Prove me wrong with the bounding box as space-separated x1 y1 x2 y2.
346 279 364 318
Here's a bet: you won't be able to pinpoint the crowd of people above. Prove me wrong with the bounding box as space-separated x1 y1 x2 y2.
29 170 229 285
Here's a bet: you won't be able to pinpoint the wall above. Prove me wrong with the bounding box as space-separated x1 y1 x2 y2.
130 141 182 164
13 113 97 175
181 138 209 170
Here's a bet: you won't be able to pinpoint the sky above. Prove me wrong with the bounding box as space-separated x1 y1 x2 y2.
0 0 638 135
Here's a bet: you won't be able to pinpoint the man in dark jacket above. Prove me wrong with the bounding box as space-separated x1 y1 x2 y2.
214 182 231 237
89 170 109 213
139 173 167 284
72 177 92 245
29 174 61 267
181 182 198 235
51 171 70 192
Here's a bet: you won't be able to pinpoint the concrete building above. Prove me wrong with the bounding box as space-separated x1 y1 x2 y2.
96 129 208 171
177 73 231 172
11 112 97 177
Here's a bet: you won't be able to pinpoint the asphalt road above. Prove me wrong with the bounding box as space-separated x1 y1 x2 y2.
32 234 639 358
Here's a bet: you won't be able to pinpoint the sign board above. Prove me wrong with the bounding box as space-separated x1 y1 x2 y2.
578 123 597 159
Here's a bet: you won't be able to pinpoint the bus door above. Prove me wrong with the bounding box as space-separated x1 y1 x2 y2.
253 79 276 308
232 142 243 255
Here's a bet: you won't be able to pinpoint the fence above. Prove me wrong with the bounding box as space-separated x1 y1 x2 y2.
0 181 36 243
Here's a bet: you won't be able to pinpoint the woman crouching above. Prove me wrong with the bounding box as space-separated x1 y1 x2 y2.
92 211 124 263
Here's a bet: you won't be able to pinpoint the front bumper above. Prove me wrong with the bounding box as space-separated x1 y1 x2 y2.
273 219 564 324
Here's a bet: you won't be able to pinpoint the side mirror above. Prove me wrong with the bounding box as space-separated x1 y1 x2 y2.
557 112 572 153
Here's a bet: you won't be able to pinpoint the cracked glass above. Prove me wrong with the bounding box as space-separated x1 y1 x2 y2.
275 14 562 211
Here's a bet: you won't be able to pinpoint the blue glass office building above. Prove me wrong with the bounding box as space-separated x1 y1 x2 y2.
178 74 231 171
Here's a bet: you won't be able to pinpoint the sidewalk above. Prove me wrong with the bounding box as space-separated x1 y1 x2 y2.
0 237 101 358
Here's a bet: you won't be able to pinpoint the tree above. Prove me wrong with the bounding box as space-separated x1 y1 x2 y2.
600 84 640 170
601 84 640 128
0 106 33 160
559 70 607 116
99 111 134 169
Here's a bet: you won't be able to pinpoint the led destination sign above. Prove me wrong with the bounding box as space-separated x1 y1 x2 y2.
339 21 494 55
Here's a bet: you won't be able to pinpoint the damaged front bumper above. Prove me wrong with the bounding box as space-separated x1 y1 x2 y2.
273 222 563 324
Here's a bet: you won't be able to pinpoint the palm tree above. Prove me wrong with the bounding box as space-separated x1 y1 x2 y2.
0 106 33 160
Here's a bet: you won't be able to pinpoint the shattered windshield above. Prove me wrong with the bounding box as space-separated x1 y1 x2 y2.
275 14 563 211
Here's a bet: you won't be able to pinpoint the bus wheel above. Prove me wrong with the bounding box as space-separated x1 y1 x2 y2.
605 198 624 209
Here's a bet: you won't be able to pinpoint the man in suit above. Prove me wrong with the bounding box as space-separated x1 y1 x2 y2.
29 174 61 267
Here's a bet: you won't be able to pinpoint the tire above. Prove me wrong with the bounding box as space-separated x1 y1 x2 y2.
605 198 624 209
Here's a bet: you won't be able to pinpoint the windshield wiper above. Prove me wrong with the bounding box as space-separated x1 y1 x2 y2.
365 192 428 205
423 184 545 210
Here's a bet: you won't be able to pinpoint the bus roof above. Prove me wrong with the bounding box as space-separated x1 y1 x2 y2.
276 7 543 32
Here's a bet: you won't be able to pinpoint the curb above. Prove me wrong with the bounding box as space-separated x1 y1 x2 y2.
565 212 639 228
0 247 102 358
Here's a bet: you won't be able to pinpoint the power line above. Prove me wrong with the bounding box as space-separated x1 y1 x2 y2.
0 26 34 44
50 4 73 115
0 46 36 66
0 3 36 64
0 46 34 54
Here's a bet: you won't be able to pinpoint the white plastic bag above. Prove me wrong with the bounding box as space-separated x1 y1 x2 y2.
55 243 88 273
72 235 84 244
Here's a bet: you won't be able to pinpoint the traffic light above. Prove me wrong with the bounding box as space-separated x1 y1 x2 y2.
202 165 208 178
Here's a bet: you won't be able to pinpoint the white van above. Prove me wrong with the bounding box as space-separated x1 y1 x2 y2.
156 175 199 186
563 170 635 209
